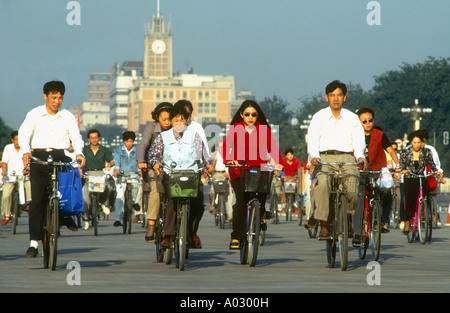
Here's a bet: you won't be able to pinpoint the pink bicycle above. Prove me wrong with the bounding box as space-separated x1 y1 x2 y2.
405 172 433 244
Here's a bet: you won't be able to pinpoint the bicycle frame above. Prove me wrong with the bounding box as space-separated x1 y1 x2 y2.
406 172 433 244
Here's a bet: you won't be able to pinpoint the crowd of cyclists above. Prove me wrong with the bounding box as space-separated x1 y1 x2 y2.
0 79 446 263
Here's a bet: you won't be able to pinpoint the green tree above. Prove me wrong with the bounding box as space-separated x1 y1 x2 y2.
0 117 14 155
371 57 450 174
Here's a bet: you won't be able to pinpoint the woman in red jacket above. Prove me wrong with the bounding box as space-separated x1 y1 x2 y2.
222 100 284 249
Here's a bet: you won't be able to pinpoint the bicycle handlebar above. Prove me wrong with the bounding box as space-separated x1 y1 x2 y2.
30 156 82 167
406 172 435 179
317 160 364 166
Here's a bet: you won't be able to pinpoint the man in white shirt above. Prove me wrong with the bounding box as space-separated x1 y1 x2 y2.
307 80 366 239
1 131 31 225
19 80 86 258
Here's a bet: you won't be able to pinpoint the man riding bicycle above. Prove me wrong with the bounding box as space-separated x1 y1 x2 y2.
306 80 366 239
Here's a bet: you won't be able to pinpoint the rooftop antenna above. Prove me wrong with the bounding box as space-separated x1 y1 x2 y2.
157 0 160 17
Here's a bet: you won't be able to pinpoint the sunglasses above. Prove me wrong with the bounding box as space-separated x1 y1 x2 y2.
362 118 374 124
244 112 257 117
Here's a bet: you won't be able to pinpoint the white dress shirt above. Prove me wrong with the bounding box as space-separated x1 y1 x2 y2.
2 143 25 176
307 107 365 160
18 104 84 155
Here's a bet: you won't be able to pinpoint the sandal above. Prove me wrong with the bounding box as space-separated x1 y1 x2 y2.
229 239 240 250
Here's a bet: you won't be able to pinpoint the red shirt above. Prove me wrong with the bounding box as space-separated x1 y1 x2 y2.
283 157 301 176
222 121 284 181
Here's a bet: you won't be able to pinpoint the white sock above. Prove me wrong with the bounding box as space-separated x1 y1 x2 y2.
30 240 38 249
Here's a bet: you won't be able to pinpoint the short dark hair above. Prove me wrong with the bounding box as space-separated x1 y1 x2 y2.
171 101 190 120
407 130 422 143
43 80 65 96
10 130 18 139
357 107 375 118
87 129 101 138
122 131 136 141
325 80 347 96
175 99 193 114
151 102 173 121
284 148 294 155
418 129 429 141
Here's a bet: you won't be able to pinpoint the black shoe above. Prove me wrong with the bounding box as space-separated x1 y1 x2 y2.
306 216 318 229
25 247 38 258
145 235 155 242
62 217 78 231
133 203 140 211
113 221 123 227
264 211 273 219
352 234 362 247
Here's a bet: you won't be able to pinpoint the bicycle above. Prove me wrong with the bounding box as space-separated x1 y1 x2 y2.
85 170 107 236
358 170 382 261
404 172 433 244
390 179 401 229
211 177 230 229
30 155 80 270
428 178 440 230
317 160 362 271
5 171 29 235
164 162 207 270
269 176 281 224
226 163 276 267
117 172 140 234
284 179 297 221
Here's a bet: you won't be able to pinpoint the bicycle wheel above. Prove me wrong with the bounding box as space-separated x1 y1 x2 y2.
123 187 132 234
176 203 188 270
406 225 416 243
42 200 50 269
271 194 278 224
392 195 400 229
418 199 428 244
240 240 248 265
248 201 261 267
337 194 348 271
370 198 382 260
218 194 226 229
286 195 292 221
155 219 164 262
91 194 99 236
358 198 369 260
49 198 59 270
430 195 438 229
12 186 19 235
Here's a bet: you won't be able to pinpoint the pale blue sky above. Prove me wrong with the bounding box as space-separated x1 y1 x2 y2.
1 0 449 129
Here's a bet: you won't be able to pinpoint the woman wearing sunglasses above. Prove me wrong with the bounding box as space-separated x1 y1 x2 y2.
222 100 284 249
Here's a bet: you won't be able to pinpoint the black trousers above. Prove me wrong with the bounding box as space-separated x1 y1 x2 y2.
403 177 428 222
230 178 266 241
28 151 71 241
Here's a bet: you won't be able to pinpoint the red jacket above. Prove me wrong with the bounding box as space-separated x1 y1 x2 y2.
222 121 284 181
367 128 387 171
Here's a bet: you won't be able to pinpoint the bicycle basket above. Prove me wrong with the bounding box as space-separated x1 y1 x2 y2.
284 181 297 194
169 170 200 198
212 179 229 193
243 168 273 194
86 171 106 193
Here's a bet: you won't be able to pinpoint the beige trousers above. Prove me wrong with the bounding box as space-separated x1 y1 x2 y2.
313 154 360 222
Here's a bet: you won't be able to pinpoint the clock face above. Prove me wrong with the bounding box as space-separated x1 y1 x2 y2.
151 40 166 54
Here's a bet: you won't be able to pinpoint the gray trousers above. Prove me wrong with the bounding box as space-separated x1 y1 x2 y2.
313 153 360 222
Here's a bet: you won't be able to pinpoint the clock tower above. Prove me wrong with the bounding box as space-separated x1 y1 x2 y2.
143 0 172 79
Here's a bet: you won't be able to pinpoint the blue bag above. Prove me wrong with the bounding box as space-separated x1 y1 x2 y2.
58 165 84 217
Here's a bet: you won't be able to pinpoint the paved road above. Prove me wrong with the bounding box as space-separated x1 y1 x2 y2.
1 207 450 296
